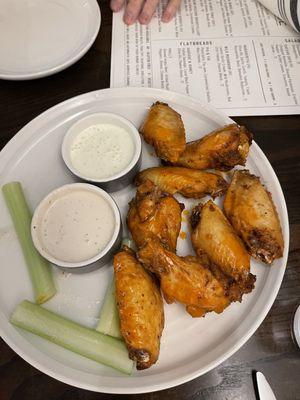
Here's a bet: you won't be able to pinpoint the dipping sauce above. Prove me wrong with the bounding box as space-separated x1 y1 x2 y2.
32 186 116 263
69 123 135 180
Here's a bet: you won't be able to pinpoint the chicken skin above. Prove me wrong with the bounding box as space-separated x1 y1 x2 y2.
114 246 164 369
139 102 186 163
127 180 183 251
135 166 228 199
137 240 230 317
224 170 284 264
176 124 252 171
191 200 255 296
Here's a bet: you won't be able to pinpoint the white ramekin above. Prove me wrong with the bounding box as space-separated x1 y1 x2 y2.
31 183 122 273
61 112 142 192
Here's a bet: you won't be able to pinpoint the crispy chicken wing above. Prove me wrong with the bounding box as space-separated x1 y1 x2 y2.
224 170 284 264
176 124 252 171
139 102 186 163
192 249 247 303
127 180 183 251
191 200 255 296
137 240 230 317
114 246 164 369
135 166 228 199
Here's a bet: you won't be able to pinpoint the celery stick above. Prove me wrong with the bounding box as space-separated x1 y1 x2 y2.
2 182 56 304
11 300 133 375
96 238 136 338
96 278 122 339
121 237 137 251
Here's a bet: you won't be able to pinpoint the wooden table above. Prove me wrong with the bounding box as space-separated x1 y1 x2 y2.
0 1 299 399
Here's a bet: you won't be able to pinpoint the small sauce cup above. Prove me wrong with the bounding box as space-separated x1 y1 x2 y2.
62 113 142 192
31 183 122 273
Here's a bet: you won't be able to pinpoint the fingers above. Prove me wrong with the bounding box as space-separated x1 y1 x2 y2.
111 0 181 25
123 0 145 25
110 0 125 12
162 0 181 23
139 0 160 24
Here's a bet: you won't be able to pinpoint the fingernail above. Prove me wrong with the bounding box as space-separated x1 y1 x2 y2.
124 12 134 24
110 0 120 12
139 12 149 24
162 11 171 22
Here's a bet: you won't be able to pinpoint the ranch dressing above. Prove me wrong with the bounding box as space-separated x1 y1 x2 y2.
36 188 115 263
69 123 135 179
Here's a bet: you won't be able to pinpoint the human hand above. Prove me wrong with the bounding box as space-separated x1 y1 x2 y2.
110 0 181 25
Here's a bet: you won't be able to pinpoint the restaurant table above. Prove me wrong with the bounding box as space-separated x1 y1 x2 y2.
0 1 299 399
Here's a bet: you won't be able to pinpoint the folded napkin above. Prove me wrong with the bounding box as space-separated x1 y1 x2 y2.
258 0 300 32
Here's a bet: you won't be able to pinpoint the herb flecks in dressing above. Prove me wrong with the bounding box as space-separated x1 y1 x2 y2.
70 123 135 179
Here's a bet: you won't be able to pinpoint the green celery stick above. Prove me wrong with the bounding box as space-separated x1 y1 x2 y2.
2 182 56 303
121 237 137 251
96 278 122 339
11 300 133 375
96 238 137 338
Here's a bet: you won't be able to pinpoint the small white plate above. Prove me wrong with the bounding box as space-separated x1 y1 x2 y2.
0 0 101 80
0 88 289 393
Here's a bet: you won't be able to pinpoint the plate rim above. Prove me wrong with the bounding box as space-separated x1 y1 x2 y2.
0 87 289 393
0 0 101 80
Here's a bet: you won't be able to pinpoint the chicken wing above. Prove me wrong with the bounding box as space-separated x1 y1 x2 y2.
127 180 183 251
176 124 252 171
191 200 255 295
135 166 228 199
223 170 284 264
139 102 186 163
114 246 164 369
137 240 230 317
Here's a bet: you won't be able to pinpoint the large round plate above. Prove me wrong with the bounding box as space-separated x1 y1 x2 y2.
0 0 100 80
0 88 289 393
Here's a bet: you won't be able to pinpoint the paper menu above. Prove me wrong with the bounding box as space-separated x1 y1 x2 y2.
258 0 300 33
110 0 300 116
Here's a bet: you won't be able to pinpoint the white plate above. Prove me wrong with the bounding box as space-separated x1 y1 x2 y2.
0 88 289 393
0 0 101 80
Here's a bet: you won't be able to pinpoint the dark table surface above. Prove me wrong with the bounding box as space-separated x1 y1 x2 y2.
0 1 299 399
